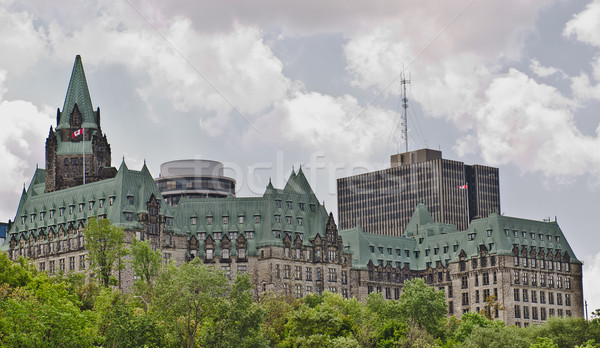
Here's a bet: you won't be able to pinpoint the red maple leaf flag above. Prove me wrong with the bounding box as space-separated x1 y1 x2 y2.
457 184 468 189
72 128 83 138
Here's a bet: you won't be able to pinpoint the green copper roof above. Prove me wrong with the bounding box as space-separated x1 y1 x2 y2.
170 169 329 257
340 205 581 271
3 160 167 249
57 55 98 130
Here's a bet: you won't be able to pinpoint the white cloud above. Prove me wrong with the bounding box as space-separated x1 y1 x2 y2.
530 59 565 78
584 251 600 315
46 8 292 135
0 70 53 221
473 69 600 179
0 6 48 74
564 0 600 47
245 91 395 163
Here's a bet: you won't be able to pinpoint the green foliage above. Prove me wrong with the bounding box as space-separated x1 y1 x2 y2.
0 252 36 289
83 217 128 287
462 325 533 348
0 272 97 347
202 274 268 348
259 291 300 346
130 238 162 286
525 316 589 348
531 337 559 348
152 259 230 348
397 278 447 336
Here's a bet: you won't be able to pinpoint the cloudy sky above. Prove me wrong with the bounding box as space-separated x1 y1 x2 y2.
1 0 600 312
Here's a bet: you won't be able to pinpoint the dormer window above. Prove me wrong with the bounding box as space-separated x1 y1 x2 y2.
206 248 214 259
246 231 254 239
222 248 230 259
109 197 114 206
298 217 303 226
207 216 212 225
89 201 94 210
238 216 244 224
79 203 84 212
275 200 282 208
299 202 305 211
199 232 206 240
223 216 228 225
275 214 281 223
238 248 246 259
128 195 134 205
213 232 221 240
286 216 292 224
124 212 133 221
49 210 54 219
310 204 316 212
21 216 25 224
191 217 197 225
30 214 35 223
99 199 104 208
59 208 64 216
287 201 293 209
254 215 261 223
40 212 44 221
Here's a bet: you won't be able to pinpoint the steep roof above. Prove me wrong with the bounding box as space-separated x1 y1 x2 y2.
3 161 165 248
340 205 581 271
56 55 98 130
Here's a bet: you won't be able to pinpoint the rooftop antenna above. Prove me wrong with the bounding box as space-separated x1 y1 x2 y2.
401 69 411 153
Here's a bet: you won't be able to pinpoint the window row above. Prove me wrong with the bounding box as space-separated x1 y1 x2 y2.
513 256 570 271
191 215 260 225
513 289 572 306
514 305 572 321
505 229 561 243
38 255 86 273
512 271 571 289
22 197 120 224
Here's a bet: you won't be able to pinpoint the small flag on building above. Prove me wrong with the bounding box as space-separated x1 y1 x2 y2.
457 184 467 189
72 128 83 138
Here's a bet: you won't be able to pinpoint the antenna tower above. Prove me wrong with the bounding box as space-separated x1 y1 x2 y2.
401 71 411 153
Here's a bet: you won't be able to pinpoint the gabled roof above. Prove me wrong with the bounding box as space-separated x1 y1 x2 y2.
56 55 97 130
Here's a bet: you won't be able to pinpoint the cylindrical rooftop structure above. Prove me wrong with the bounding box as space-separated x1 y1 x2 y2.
155 159 236 206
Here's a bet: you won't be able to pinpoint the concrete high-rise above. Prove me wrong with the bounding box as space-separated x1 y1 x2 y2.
337 149 500 236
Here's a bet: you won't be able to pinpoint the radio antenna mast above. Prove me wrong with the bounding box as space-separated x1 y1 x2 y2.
401 71 411 153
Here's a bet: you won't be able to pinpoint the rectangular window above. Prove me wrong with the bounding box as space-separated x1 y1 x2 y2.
462 293 469 306
514 289 520 301
69 256 75 271
515 305 521 318
238 265 247 275
462 276 468 289
222 266 231 280
540 291 546 304
531 290 537 303
523 289 528 302
523 306 530 319
222 249 229 259
328 268 337 282
549 292 554 305
306 267 312 281
59 258 65 271
223 216 228 224
206 249 214 260
483 272 490 285
283 265 290 279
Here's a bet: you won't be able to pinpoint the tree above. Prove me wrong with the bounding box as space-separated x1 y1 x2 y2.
0 272 97 347
479 295 504 320
203 274 268 347
83 217 128 287
396 278 447 336
130 238 162 288
152 259 229 348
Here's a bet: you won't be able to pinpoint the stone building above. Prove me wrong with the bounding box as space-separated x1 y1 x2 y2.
340 204 583 326
0 56 584 325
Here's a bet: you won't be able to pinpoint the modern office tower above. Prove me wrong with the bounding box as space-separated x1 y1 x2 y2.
337 149 500 236
155 160 236 206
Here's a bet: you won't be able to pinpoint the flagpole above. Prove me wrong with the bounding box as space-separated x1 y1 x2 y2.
83 127 86 185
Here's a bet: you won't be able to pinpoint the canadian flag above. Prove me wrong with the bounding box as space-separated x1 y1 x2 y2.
457 184 468 189
72 128 83 138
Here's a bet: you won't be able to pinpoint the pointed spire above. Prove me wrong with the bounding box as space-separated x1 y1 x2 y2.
57 55 97 130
